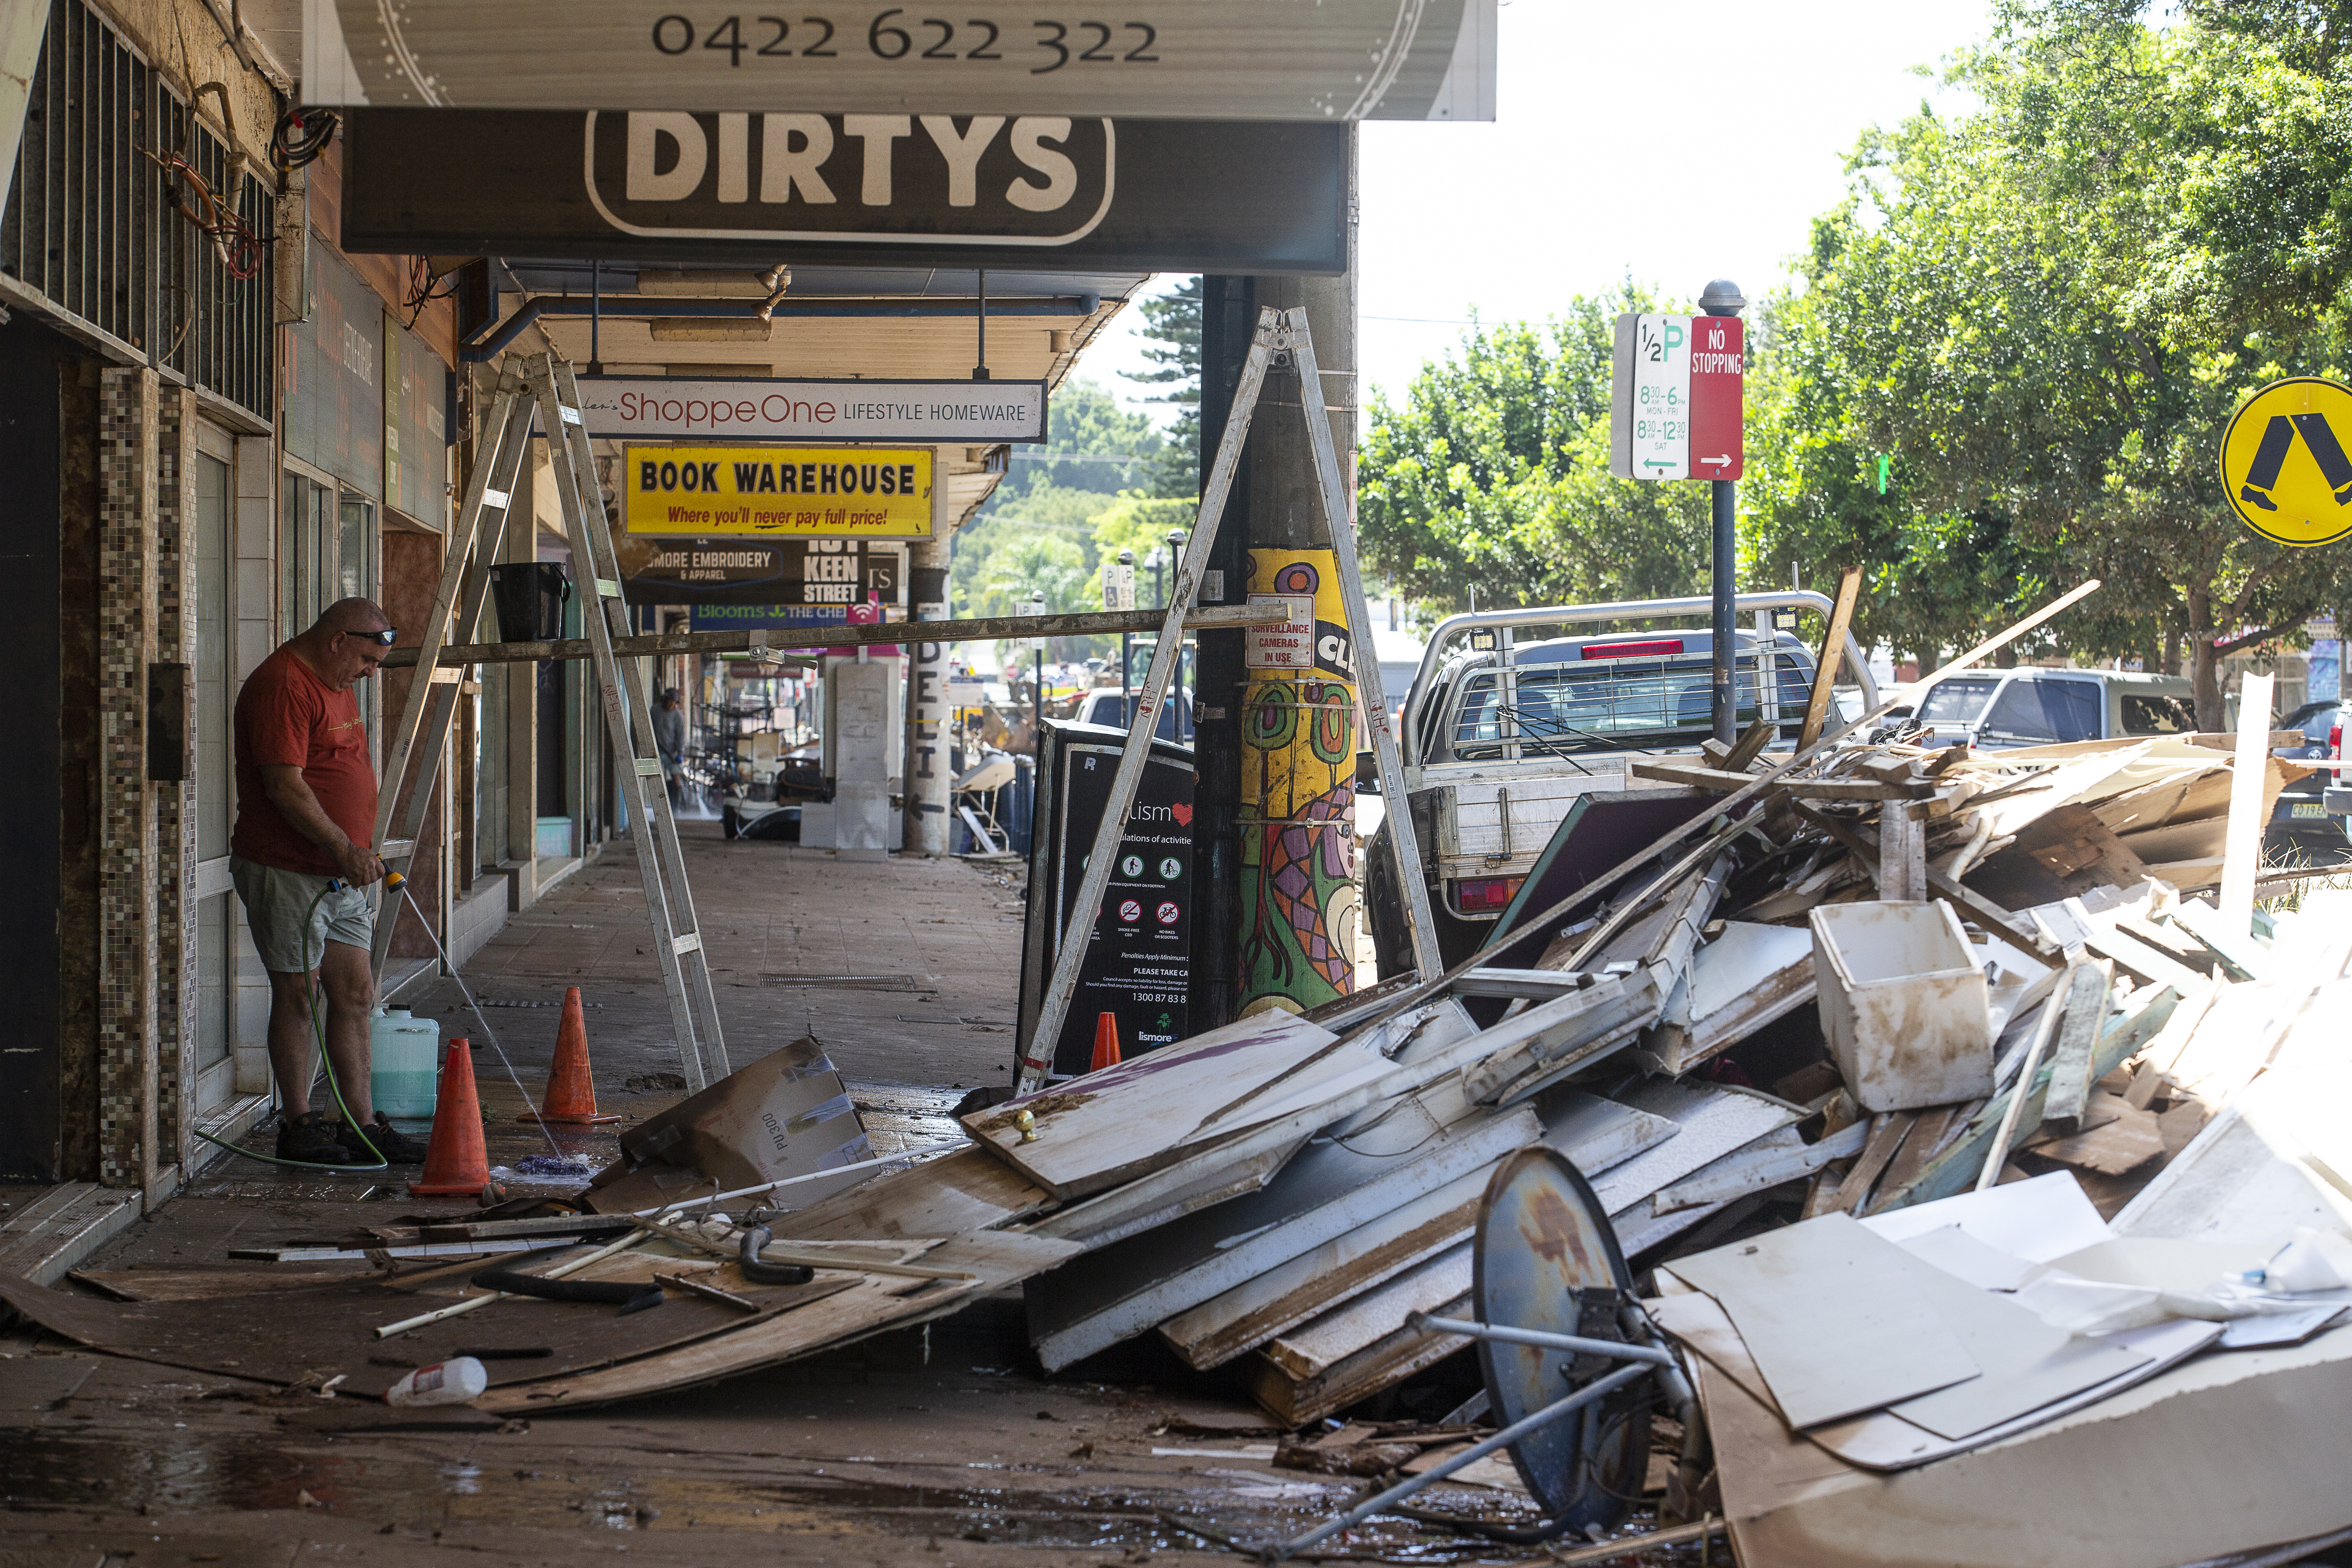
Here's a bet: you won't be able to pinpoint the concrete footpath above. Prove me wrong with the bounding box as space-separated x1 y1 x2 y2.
0 826 1557 1565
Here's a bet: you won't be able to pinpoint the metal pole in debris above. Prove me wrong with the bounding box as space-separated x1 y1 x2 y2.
1699 279 1746 745
1270 1361 1656 1559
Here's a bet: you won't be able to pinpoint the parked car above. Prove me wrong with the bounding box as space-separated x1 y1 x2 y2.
1362 593 1875 977
1897 667 2198 750
1071 686 1194 744
2270 698 2352 861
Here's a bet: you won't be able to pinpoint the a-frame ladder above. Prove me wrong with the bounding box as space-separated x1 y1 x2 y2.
370 353 730 1092
1014 308 1442 1093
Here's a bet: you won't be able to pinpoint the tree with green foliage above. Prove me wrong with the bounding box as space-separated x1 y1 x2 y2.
1358 293 1715 623
1746 0 2352 725
951 379 1169 663
1121 277 1202 499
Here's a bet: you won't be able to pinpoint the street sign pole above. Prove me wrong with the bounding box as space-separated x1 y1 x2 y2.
1695 280 1748 744
1710 476 1738 742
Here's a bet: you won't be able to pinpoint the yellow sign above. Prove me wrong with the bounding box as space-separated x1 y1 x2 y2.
624 446 932 537
2221 379 2352 547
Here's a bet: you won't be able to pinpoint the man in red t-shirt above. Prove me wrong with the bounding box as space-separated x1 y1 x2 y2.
230 597 428 1167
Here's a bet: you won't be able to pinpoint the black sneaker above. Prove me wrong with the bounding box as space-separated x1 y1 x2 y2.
275 1111 356 1165
338 1114 431 1165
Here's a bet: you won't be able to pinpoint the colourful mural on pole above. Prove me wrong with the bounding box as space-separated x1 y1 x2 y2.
1238 549 1360 1016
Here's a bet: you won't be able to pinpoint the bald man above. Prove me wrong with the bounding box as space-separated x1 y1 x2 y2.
229 598 429 1167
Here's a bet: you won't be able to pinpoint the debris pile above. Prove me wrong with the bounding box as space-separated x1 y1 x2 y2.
3 654 2345 1564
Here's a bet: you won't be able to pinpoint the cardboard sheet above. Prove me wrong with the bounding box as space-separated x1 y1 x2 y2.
1665 1214 1980 1428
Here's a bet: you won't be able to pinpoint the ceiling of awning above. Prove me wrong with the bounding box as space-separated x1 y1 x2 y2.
495 259 1151 532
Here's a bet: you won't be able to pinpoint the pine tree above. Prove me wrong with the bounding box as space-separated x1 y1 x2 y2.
1122 277 1202 499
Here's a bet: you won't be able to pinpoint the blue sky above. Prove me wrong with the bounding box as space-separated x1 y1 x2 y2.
1082 0 1994 419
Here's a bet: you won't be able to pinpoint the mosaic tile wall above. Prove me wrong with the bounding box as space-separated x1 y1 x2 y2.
96 367 158 1189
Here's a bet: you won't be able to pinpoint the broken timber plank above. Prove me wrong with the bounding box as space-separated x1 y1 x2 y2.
1630 760 1934 800
1800 566 1865 751
1871 985 2181 1214
385 602 1287 668
2042 960 2116 1134
1839 1111 1920 1215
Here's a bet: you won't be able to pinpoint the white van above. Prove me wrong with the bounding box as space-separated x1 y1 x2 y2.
1900 668 2197 750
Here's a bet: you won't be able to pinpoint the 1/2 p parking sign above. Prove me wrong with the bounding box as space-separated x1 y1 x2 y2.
1609 312 1744 481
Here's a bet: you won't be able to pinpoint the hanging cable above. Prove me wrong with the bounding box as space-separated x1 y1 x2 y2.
270 105 339 172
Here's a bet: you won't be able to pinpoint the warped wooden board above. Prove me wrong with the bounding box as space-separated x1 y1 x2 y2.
775 1146 1050 1241
1258 1242 1470 1383
1027 1101 1539 1370
1966 804 2154 911
960 1010 1364 1200
1158 1164 1489 1371
0 1263 853 1399
69 1267 372 1301
1158 1090 1679 1371
1245 1289 1475 1428
471 1229 1083 1413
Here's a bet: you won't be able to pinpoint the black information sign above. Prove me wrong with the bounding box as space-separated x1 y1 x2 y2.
340 111 1347 273
617 536 898 608
1016 722 1194 1078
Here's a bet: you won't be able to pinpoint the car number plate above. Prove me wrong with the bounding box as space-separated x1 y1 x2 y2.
2292 802 2329 819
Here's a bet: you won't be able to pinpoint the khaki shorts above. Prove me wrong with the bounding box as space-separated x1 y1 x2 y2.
229 855 374 974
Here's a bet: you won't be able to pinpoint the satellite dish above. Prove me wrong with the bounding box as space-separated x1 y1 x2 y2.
1471 1146 1650 1538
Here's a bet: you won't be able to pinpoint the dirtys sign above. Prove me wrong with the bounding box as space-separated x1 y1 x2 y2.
625 445 932 537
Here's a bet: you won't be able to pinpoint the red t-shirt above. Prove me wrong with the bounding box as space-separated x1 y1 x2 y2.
230 644 379 876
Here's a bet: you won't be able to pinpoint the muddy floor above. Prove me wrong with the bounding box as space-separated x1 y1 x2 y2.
2 831 1701 1564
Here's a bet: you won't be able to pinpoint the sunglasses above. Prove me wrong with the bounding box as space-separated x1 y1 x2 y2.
341 627 399 647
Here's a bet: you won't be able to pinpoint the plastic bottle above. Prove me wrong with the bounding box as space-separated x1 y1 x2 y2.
383 1356 488 1408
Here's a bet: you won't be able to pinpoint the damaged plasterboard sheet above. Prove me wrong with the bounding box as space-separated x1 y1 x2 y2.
777 1146 1050 1241
1588 1080 1804 1217
1026 1096 1538 1370
471 1229 1083 1413
1664 1214 1981 1429
960 1011 1372 1200
1643 921 1818 1073
1861 1170 2114 1265
1656 1283 2209 1469
1158 1089 1676 1372
586 1036 873 1214
1693 1317 2352 1568
2114 1000 2352 1249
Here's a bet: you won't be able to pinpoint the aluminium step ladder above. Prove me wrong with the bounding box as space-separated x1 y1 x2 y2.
369 353 731 1092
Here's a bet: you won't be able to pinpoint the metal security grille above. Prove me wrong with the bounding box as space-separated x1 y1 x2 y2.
0 0 274 421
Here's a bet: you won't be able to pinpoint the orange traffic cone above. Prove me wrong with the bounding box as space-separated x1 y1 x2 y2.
520 987 619 1125
409 1039 492 1197
1089 1012 1123 1073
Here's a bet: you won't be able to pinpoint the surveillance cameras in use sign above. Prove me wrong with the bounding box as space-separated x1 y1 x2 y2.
1609 313 1744 482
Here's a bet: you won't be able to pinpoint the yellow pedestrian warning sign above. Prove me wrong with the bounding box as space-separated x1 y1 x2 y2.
2222 377 2352 546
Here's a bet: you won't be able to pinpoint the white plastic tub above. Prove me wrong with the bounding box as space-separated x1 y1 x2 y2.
370 1007 441 1120
1808 901 1993 1112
